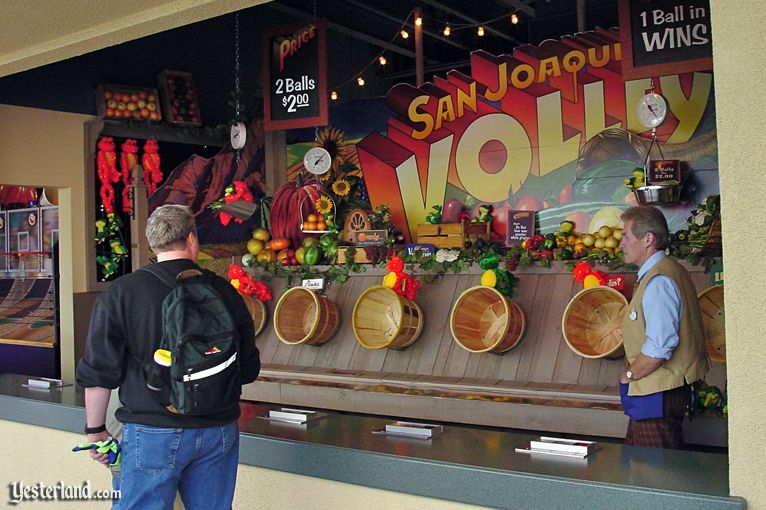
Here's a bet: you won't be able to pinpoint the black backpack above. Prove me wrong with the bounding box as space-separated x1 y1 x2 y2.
141 264 241 415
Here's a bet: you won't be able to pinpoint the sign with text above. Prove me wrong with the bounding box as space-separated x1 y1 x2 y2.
606 275 625 292
619 0 713 79
263 19 328 131
648 159 681 184
352 229 387 246
505 210 536 246
302 278 325 291
405 244 436 257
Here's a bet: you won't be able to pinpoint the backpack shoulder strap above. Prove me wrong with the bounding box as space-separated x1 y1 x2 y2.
140 263 183 289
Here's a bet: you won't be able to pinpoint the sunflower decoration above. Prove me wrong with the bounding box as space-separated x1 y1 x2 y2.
331 178 351 197
312 126 372 229
315 127 349 176
315 195 334 215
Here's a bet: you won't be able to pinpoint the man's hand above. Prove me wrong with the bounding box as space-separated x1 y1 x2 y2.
86 431 112 466
619 353 666 385
84 386 113 466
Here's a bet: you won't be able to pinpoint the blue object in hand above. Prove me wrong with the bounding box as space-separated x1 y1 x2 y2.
72 437 122 466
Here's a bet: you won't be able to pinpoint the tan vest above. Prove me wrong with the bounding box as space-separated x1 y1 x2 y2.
622 256 709 396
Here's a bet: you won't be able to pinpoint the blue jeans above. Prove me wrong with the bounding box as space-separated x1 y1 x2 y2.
118 422 239 510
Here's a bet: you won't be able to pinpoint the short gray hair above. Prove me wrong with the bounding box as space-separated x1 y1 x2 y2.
145 205 196 252
621 205 669 250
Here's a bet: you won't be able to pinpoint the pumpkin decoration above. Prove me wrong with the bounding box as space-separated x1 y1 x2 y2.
269 173 324 249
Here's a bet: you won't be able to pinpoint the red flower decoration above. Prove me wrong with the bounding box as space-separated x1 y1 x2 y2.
214 181 254 225
228 264 272 301
573 261 594 282
591 269 609 285
386 256 405 273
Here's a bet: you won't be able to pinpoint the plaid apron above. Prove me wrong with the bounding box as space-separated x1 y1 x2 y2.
624 384 691 449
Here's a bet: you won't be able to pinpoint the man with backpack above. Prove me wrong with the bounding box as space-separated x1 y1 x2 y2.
77 204 260 510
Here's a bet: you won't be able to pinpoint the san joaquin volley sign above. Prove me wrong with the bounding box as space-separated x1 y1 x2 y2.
263 19 328 131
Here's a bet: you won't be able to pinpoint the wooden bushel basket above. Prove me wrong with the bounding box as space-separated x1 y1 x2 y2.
273 287 340 346
698 284 725 363
562 286 628 359
352 285 424 350
242 294 268 337
449 286 526 353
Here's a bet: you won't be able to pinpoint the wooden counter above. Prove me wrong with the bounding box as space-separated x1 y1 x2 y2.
241 261 727 445
0 374 743 510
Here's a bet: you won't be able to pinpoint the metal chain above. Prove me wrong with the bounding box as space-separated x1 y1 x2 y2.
650 78 657 141
234 12 241 166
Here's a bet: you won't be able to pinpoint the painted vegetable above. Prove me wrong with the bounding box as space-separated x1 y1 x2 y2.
442 198 467 223
304 245 320 266
269 173 324 248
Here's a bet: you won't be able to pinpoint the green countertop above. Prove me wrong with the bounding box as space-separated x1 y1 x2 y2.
0 374 744 510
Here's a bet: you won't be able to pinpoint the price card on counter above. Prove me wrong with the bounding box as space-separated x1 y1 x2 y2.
263 19 328 131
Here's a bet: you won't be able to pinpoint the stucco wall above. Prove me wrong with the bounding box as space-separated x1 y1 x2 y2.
3 1 766 503
710 1 766 509
0 104 94 381
0 420 483 509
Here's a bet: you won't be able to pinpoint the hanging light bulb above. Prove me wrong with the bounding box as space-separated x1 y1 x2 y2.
477 25 485 36
331 90 338 100
378 55 387 66
511 13 519 25
415 15 423 26
443 23 451 36
357 76 365 86
400 29 409 39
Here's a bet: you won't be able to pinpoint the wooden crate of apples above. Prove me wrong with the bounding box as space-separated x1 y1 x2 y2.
97 84 161 121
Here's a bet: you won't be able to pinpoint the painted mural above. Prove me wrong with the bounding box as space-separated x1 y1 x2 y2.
287 27 717 243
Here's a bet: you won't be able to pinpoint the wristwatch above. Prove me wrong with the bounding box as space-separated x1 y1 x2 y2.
626 370 634 380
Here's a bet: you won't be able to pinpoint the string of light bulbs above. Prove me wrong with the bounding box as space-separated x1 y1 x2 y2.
329 9 522 101
330 9 415 100
438 11 520 37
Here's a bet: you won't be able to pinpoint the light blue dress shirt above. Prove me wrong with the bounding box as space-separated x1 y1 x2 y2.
637 251 682 360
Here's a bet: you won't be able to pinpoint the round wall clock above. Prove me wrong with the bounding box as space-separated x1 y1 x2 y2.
303 147 332 175
637 92 668 128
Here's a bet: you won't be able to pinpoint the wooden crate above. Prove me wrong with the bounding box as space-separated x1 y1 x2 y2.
96 84 162 122
157 70 202 126
416 222 490 249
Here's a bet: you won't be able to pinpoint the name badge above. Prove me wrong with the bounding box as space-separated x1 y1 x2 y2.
629 308 638 320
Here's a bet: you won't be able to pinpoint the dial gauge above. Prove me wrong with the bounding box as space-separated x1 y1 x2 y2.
230 122 247 150
303 147 332 175
637 92 668 128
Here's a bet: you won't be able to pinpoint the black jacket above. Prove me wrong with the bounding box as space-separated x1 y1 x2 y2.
76 259 260 428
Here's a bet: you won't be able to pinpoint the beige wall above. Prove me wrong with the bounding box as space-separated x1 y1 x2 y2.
710 1 766 508
0 420 483 509
2 3 766 506
0 104 94 381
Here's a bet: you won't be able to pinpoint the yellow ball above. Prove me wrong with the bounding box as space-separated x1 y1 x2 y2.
480 269 497 288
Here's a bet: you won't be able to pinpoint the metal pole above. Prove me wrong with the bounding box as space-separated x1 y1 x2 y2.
414 7 424 86
129 164 151 270
576 0 585 32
